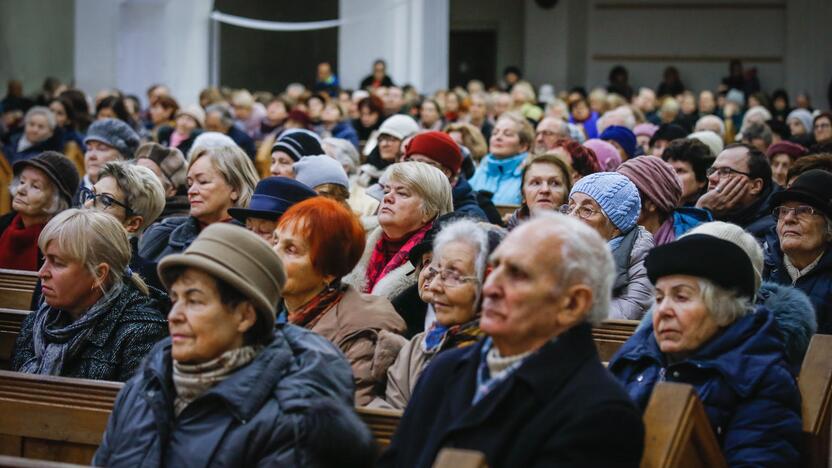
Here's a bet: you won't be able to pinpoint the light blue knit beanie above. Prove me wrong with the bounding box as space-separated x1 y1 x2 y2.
570 172 641 234
293 155 350 190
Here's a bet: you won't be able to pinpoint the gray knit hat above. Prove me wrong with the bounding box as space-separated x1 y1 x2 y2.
158 223 286 330
84 118 141 159
294 155 350 190
570 172 641 234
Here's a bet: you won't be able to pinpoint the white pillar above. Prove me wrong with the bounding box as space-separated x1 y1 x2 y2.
339 0 448 93
74 0 212 107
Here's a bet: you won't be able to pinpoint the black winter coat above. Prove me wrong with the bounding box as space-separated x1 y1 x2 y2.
93 325 359 467
11 281 169 382
378 323 645 468
452 176 487 221
138 216 200 291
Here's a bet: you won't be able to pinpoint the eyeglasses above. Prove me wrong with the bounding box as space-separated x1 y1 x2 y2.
772 205 820 220
423 264 477 288
559 204 600 219
79 187 133 215
706 166 751 178
814 122 832 130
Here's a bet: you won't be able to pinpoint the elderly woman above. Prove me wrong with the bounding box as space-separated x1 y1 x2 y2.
379 219 499 410
766 141 808 187
0 152 79 270
93 223 369 466
610 230 802 466
345 162 453 301
273 197 406 405
618 156 711 245
269 130 325 178
293 155 352 210
357 115 420 186
81 118 141 192
228 176 317 244
135 142 191 220
10 209 168 381
505 154 572 230
81 161 165 271
3 106 64 164
764 169 832 333
157 105 205 156
139 145 259 288
469 112 534 205
564 172 653 319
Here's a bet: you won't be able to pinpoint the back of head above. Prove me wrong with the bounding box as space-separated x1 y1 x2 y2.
617 156 681 215
135 142 188 194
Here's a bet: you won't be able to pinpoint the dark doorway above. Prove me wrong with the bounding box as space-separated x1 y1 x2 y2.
449 30 497 89
215 0 338 93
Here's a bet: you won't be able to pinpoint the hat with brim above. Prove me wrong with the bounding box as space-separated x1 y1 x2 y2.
158 223 286 328
228 176 318 223
770 169 832 220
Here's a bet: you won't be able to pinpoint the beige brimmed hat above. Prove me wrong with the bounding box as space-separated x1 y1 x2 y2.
158 223 286 328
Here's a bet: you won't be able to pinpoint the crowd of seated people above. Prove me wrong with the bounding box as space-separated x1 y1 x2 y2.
0 59 831 466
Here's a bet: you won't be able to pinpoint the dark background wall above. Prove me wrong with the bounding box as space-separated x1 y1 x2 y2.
215 0 338 93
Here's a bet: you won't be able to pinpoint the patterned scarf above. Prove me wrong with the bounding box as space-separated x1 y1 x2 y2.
364 222 433 292
422 319 484 353
287 283 346 329
18 282 124 376
172 345 263 416
473 337 532 405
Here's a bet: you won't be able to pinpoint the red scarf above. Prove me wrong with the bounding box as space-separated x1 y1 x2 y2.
364 222 433 292
0 214 44 271
288 284 345 329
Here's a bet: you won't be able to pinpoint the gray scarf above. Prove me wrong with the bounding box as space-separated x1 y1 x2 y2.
172 345 262 416
18 283 124 376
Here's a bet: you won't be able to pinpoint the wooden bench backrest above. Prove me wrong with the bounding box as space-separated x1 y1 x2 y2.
640 382 727 468
0 370 401 465
799 333 832 468
494 204 520 218
0 270 38 311
433 448 488 468
0 309 30 370
592 319 638 362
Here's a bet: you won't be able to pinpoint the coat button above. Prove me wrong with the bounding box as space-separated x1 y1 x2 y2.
146 390 155 398
672 371 680 378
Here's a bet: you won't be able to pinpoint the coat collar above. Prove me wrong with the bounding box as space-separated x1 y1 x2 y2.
483 152 527 177
169 217 201 248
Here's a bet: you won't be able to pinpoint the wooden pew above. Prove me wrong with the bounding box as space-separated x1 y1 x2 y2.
433 448 488 468
0 455 89 467
494 204 520 218
0 270 38 311
641 382 727 468
0 370 401 465
799 333 832 468
592 319 639 362
0 309 29 370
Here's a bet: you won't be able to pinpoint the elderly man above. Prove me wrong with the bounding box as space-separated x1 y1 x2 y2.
204 104 256 160
378 213 645 468
696 143 778 238
533 116 570 154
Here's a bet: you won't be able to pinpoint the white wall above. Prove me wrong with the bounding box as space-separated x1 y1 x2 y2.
0 0 75 95
523 0 568 92
75 0 211 107
339 0 448 93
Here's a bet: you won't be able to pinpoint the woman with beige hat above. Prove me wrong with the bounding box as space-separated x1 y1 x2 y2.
94 223 370 466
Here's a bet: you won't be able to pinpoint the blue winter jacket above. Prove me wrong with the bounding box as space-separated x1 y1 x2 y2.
763 227 832 334
671 206 712 238
609 306 802 467
468 152 527 205
93 325 360 467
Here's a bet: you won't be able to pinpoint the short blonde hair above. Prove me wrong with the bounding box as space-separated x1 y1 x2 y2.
39 209 149 295
497 112 535 150
381 162 453 220
188 145 259 207
100 161 166 234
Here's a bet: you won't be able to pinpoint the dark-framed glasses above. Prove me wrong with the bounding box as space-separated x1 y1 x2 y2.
705 166 751 178
79 187 133 215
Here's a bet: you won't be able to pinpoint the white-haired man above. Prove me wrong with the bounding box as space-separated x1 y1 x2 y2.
378 213 645 468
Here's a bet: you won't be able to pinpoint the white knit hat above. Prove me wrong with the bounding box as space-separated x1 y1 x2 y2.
687 131 724 158
683 221 763 292
378 114 420 140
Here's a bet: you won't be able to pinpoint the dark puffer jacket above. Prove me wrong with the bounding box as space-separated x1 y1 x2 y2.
452 176 487 221
93 325 362 467
11 281 169 382
138 216 200 290
763 227 832 334
609 306 802 467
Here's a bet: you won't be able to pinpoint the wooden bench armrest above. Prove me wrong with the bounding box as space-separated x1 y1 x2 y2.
799 334 832 468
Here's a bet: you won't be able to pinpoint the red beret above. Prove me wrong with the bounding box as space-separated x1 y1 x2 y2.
766 141 808 160
404 131 463 175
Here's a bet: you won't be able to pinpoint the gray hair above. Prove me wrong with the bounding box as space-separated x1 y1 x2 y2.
698 278 752 326
9 175 67 217
694 115 726 137
25 106 57 131
205 103 235 129
523 212 615 325
323 137 360 175
188 145 259 208
433 219 490 303
380 162 453 220
99 161 166 235
38 209 149 295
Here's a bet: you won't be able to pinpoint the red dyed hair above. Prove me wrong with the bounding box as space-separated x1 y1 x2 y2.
554 139 602 177
277 197 366 279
